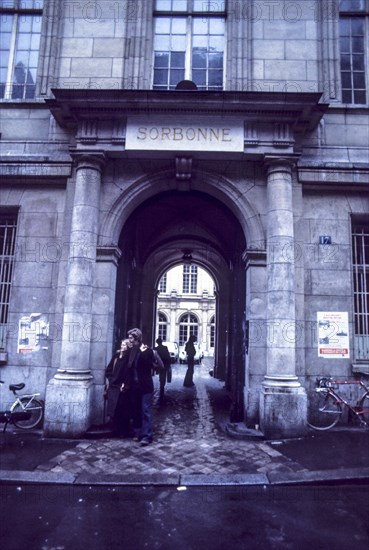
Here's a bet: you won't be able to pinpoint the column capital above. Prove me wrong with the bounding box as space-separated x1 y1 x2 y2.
264 155 299 176
242 247 267 269
97 245 122 266
70 150 107 173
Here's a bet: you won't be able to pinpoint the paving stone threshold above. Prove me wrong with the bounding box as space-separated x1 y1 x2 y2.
1 468 368 487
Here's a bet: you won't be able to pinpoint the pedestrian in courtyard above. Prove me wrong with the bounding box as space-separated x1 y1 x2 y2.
127 327 155 446
183 334 196 387
155 337 172 401
105 338 132 437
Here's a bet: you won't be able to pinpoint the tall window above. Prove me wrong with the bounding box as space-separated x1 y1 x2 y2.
209 315 215 348
0 210 18 349
157 312 168 341
352 221 369 360
339 0 368 104
179 313 198 345
0 0 43 100
183 264 197 293
159 273 167 293
153 0 225 90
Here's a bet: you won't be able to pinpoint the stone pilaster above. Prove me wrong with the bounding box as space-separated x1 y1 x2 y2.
259 159 307 438
44 153 106 437
243 248 267 424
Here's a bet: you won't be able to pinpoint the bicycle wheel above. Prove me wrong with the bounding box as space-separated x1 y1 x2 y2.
11 397 44 429
307 393 342 430
358 391 369 426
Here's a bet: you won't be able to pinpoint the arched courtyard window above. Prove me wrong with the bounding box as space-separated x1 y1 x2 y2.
179 313 198 345
157 311 168 341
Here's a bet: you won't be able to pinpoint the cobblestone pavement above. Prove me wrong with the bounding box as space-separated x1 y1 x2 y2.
36 360 308 478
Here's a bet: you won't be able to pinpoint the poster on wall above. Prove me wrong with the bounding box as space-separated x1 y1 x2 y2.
317 312 349 358
17 313 49 354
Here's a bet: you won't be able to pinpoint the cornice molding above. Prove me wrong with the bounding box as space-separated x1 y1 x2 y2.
46 89 328 135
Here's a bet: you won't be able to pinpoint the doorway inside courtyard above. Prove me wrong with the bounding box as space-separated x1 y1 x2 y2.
113 188 247 421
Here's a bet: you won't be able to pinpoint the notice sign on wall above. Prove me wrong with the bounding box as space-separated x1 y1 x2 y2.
18 313 49 354
317 312 349 358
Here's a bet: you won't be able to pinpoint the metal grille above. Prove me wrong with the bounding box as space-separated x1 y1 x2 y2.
0 211 17 349
352 222 369 359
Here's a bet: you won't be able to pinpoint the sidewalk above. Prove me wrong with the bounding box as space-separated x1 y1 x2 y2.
1 361 368 487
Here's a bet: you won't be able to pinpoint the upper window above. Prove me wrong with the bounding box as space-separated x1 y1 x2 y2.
153 0 226 90
159 273 167 293
0 0 43 100
339 0 369 104
183 264 197 294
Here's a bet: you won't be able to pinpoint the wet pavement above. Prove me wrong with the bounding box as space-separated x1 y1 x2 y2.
1 360 369 486
1 483 369 550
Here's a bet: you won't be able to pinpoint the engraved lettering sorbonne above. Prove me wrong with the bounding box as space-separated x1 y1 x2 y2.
137 126 232 142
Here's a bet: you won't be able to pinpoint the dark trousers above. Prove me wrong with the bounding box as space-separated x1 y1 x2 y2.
183 358 195 387
113 391 131 436
131 386 143 433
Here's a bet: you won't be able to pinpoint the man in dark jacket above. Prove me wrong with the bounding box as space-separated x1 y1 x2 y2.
155 337 172 402
127 328 154 446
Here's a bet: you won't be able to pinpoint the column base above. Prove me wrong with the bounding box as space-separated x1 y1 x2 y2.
43 376 94 438
259 384 308 439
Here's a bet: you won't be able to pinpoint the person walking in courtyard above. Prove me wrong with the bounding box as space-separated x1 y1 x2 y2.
105 338 132 437
155 337 172 401
127 328 155 446
183 334 196 387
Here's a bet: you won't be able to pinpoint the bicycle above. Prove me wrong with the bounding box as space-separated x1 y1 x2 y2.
0 380 44 432
307 376 369 431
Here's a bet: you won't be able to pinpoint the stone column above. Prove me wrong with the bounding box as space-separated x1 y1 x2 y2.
44 153 106 437
259 159 307 438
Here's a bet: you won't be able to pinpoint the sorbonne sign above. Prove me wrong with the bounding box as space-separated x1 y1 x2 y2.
126 115 244 152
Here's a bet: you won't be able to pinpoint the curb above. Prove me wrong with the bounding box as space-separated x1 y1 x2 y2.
1 468 368 487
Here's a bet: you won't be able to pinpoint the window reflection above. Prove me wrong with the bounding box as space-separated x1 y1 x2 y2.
0 1 42 100
153 2 225 90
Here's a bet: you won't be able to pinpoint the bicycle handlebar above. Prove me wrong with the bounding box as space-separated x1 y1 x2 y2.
315 377 333 388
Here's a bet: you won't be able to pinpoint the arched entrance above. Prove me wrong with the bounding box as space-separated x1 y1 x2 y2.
43 89 324 437
113 187 248 421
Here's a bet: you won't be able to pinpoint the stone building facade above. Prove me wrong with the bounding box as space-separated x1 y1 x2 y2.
0 1 368 438
156 265 216 355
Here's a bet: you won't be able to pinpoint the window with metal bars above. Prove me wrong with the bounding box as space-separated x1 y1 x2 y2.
182 264 197 293
352 221 369 360
0 0 44 100
0 210 18 349
339 0 369 104
153 0 225 90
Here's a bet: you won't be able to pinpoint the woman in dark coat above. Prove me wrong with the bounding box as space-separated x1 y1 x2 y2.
105 338 131 436
183 334 197 387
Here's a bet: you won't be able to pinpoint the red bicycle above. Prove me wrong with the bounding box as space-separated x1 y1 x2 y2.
308 376 369 431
